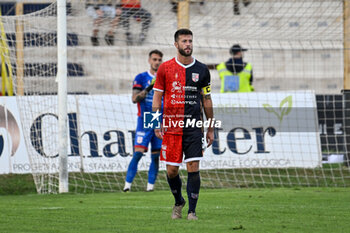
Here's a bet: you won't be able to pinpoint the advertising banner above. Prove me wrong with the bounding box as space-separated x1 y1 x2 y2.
0 91 321 174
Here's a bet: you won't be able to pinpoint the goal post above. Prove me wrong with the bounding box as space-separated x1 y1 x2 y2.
343 0 350 168
177 0 190 29
57 0 68 193
0 0 349 193
15 2 24 96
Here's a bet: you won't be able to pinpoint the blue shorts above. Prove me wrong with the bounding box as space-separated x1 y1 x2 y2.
134 117 162 152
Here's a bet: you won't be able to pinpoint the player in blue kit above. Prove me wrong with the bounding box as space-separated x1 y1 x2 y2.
123 50 163 192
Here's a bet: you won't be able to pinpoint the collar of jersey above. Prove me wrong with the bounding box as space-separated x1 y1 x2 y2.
147 70 155 78
175 57 196 68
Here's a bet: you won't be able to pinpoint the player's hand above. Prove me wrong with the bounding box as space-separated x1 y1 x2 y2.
155 128 163 140
206 128 214 147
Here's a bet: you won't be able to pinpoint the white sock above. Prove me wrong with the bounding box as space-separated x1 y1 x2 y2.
124 182 132 190
146 183 154 191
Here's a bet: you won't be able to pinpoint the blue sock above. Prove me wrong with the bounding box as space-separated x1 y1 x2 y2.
187 171 200 213
125 151 144 183
148 153 159 184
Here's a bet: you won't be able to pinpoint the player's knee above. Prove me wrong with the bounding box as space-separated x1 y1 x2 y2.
135 147 146 153
187 161 199 172
167 166 179 178
132 151 144 161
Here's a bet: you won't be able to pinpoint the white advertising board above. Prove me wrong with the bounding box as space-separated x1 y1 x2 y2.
0 91 321 174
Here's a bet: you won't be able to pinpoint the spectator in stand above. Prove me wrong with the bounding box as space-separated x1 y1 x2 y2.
233 0 251 15
118 0 152 45
86 0 121 46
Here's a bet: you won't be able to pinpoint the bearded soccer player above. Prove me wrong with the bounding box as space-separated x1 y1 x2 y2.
152 29 214 220
123 50 163 192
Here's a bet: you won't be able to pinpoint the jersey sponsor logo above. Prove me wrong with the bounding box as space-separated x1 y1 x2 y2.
192 73 199 82
171 81 183 93
136 131 145 136
171 100 197 105
184 86 197 92
171 82 197 94
171 94 197 99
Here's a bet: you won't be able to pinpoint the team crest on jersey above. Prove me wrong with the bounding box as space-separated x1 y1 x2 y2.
192 73 199 82
137 136 143 144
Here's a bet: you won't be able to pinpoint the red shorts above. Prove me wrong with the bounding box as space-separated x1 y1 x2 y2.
160 133 204 166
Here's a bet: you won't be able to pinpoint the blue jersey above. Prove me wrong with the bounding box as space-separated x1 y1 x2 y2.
132 71 155 117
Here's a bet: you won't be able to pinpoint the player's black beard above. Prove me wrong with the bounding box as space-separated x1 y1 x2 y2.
152 66 158 72
179 48 192 57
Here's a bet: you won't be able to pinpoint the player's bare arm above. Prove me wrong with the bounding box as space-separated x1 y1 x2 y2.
203 94 214 147
132 89 147 103
152 90 163 139
132 78 156 103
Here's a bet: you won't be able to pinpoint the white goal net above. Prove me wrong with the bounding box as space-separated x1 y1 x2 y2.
0 0 349 193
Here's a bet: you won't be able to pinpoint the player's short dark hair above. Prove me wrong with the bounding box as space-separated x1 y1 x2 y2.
149 49 163 58
174 28 193 42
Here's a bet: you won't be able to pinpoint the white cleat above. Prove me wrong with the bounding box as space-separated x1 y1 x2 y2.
123 182 132 192
146 183 154 192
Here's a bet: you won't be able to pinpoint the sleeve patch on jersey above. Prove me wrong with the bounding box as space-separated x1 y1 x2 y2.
202 85 211 95
133 84 142 91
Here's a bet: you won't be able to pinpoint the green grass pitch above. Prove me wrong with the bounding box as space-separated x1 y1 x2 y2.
0 187 349 233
